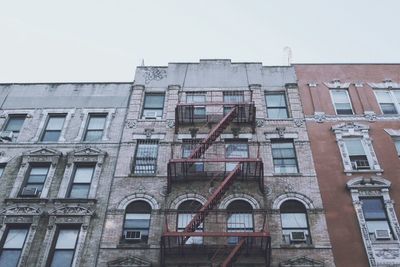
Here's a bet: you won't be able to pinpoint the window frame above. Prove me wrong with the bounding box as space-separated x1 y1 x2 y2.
225 139 249 172
132 140 159 175
0 163 5 178
47 225 80 267
271 139 299 174
280 200 311 245
226 200 254 245
0 224 30 267
265 92 289 119
394 139 400 157
141 93 165 120
343 138 371 170
374 89 400 115
40 114 67 142
67 164 96 199
330 89 353 115
176 200 203 245
3 114 26 142
122 201 152 243
83 113 107 142
19 163 50 197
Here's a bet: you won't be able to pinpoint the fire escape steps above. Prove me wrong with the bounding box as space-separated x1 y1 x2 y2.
220 239 246 267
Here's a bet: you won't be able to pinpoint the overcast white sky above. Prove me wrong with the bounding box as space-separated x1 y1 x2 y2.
1 0 399 82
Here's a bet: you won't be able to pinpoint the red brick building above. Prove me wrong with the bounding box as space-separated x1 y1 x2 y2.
295 64 400 267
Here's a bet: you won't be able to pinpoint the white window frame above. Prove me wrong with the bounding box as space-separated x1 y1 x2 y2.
373 89 400 115
329 89 353 115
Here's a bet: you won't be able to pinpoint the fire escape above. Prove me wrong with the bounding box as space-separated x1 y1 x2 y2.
161 92 271 267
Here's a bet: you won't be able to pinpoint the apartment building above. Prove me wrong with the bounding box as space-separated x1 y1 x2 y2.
98 60 334 267
295 64 400 267
0 83 131 266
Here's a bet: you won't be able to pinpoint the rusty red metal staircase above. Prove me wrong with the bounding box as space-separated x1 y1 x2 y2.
188 106 238 159
221 238 246 267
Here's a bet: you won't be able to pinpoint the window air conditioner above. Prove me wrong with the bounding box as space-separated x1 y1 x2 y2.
375 229 391 240
124 230 142 240
20 187 39 197
0 131 13 141
289 231 307 242
351 160 370 170
143 111 158 119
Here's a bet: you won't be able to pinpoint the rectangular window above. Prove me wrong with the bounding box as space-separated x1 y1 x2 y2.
3 114 26 141
142 94 165 119
331 90 353 114
265 92 289 118
84 114 106 141
361 198 392 240
225 140 249 171
395 140 400 156
0 164 5 178
375 90 398 114
68 165 95 198
223 91 244 103
271 140 298 173
182 139 204 172
186 93 206 119
0 226 29 267
133 140 158 174
48 227 80 267
20 165 50 197
41 115 66 142
344 139 370 170
227 213 253 244
177 213 203 244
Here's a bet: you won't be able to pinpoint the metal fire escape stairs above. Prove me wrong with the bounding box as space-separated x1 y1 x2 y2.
179 106 247 266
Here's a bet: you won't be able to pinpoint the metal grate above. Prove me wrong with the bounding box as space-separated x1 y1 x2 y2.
133 140 159 174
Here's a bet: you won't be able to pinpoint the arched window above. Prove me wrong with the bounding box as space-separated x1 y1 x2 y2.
177 200 203 244
226 200 254 244
280 200 310 244
123 201 151 242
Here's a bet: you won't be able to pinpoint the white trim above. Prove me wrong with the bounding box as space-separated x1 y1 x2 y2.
329 89 354 115
170 193 207 209
218 194 260 209
272 193 315 210
117 193 159 210
373 89 400 115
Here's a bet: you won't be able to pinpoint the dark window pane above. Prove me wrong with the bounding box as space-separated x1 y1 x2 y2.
50 250 74 267
381 103 398 114
0 250 22 267
266 94 286 107
42 131 61 142
362 198 387 220
87 116 106 130
84 130 103 141
46 117 65 130
5 117 25 132
144 95 165 108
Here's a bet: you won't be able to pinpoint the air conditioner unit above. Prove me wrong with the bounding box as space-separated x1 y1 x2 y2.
143 111 158 119
289 231 307 242
20 187 39 197
124 230 142 240
0 131 13 141
375 229 391 240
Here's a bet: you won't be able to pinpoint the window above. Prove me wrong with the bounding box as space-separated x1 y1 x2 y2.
177 200 203 244
395 140 400 156
133 140 158 174
227 200 253 244
331 90 353 114
41 115 66 142
20 165 50 197
142 94 165 119
182 139 204 172
3 115 26 141
374 90 400 114
186 93 206 119
225 140 248 171
84 114 106 141
265 92 289 118
48 227 80 267
344 139 370 170
223 91 244 115
280 200 310 244
67 165 95 198
271 140 298 173
123 201 151 242
0 164 5 178
361 198 393 240
0 226 29 267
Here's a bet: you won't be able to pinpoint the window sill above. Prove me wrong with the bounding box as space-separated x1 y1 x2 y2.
5 197 49 204
280 243 314 249
129 173 158 177
51 198 97 204
344 169 384 175
272 173 302 176
117 242 150 249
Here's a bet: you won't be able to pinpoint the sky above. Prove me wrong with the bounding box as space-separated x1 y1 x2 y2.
1 0 399 82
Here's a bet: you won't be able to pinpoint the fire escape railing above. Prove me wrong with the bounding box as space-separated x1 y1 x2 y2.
163 105 270 267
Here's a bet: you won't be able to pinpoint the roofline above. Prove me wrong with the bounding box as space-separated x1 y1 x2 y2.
292 63 400 65
0 82 133 85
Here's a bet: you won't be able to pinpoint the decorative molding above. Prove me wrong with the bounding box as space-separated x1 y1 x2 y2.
107 256 152 267
293 118 304 127
272 193 315 210
49 206 94 216
368 80 400 89
276 127 286 138
305 114 400 122
166 119 175 128
218 193 261 209
126 119 137 128
364 111 377 122
384 128 400 137
142 67 167 84
324 80 350 89
117 193 160 210
0 206 41 216
313 112 326 123
279 256 324 267
169 193 207 209
256 119 265 127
